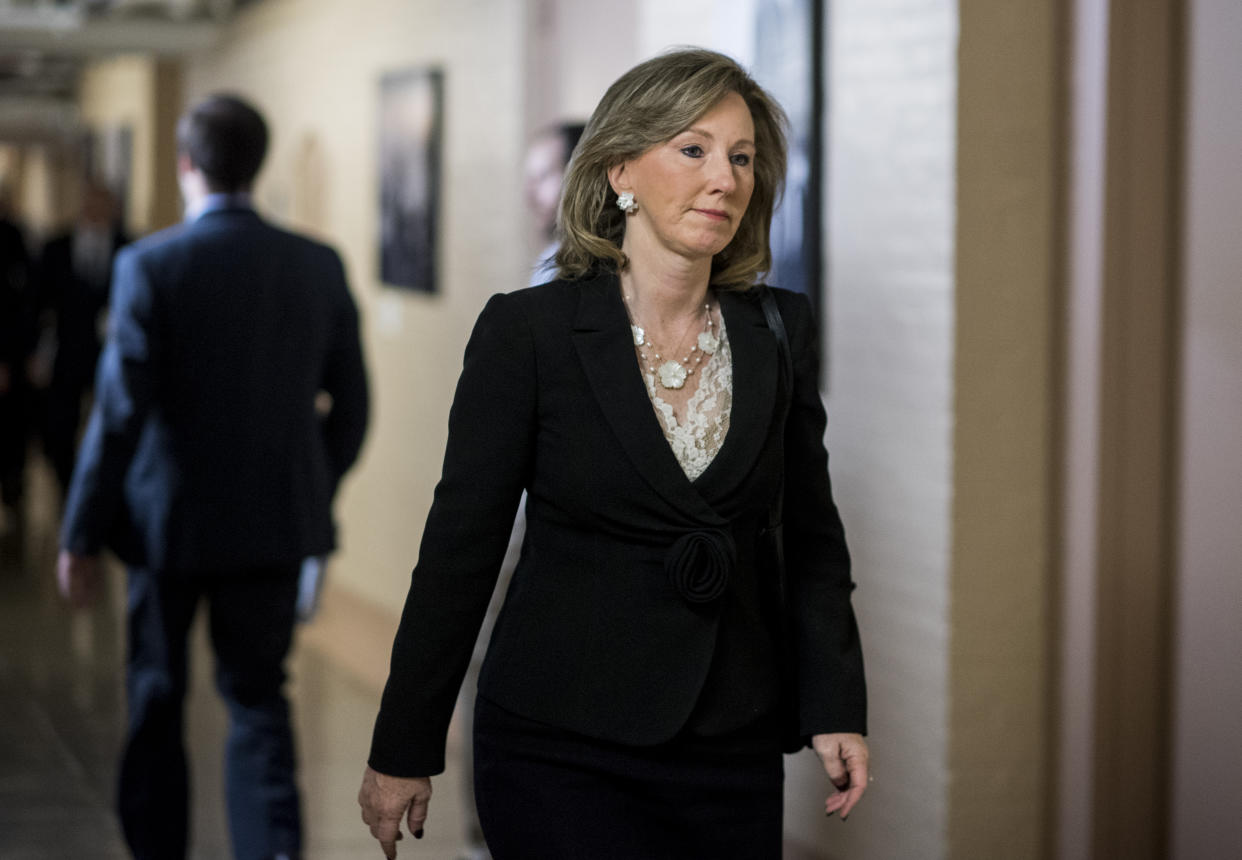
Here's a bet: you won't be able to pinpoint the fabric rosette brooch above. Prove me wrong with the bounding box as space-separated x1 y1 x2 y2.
665 529 736 604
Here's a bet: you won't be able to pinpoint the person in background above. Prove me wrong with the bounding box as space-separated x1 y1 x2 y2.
57 94 369 860
359 49 867 859
36 181 128 498
451 118 586 860
0 189 33 528
525 121 585 286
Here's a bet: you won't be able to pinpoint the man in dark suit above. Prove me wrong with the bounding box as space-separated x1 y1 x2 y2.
36 182 129 496
0 198 34 522
57 95 369 860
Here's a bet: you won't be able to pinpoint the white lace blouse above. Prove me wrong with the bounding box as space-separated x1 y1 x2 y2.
640 313 732 481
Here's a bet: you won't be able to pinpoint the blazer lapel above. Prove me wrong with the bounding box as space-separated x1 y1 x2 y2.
571 272 727 526
691 288 779 499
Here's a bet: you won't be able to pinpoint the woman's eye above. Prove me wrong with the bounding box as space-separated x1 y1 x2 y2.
680 145 705 158
730 153 752 167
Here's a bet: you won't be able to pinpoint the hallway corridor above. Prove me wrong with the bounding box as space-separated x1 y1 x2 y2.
0 462 471 860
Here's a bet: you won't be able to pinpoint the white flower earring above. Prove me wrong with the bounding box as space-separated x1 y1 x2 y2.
616 191 638 214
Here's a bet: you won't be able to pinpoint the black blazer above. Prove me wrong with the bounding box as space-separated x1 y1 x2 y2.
0 217 33 367
369 272 864 776
60 207 369 571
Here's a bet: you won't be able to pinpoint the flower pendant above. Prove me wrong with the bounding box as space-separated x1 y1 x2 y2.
698 331 719 355
657 360 688 389
631 325 645 346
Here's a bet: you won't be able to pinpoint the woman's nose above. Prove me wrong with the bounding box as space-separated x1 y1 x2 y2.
708 155 737 194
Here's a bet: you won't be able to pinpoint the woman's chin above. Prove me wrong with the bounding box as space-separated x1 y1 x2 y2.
668 235 735 263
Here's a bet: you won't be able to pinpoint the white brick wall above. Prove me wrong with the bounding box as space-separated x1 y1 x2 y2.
789 1 957 857
1172 1 1242 855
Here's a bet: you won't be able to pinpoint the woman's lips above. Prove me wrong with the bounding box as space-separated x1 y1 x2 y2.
694 209 729 221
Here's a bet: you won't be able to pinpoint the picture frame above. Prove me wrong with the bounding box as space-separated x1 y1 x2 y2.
751 0 825 319
378 67 444 293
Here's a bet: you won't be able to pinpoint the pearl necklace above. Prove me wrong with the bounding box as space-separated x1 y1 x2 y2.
623 294 720 390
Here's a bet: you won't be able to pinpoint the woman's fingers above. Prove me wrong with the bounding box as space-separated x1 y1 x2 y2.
818 737 849 790
366 802 405 858
377 828 403 860
812 732 870 820
358 765 434 858
407 787 431 840
830 740 869 819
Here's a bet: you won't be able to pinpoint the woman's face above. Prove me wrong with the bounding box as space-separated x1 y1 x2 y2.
609 91 756 264
524 132 568 239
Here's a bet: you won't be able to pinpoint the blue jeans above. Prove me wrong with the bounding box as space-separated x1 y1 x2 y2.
118 563 301 860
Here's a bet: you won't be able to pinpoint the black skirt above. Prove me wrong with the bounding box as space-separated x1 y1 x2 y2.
473 695 785 860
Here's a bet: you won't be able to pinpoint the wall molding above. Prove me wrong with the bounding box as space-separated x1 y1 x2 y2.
1091 1 1185 856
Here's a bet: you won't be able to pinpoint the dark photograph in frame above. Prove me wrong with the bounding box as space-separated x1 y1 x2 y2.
378 67 443 293
751 0 824 320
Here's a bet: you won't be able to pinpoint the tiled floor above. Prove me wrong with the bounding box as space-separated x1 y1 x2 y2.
0 462 475 860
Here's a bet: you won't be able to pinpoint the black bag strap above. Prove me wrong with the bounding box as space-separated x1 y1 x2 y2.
759 287 803 749
759 287 794 529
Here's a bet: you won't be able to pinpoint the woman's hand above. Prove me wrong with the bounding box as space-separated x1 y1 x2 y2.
358 765 433 858
812 732 870 820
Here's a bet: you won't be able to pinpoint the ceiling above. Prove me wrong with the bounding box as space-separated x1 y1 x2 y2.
0 0 256 141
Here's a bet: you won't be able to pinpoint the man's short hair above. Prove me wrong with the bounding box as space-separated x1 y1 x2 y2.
176 94 269 193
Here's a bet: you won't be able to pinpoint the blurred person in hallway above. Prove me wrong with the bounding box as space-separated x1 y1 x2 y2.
56 94 370 860
525 121 585 287
360 49 867 859
0 188 34 528
451 118 586 860
35 181 129 498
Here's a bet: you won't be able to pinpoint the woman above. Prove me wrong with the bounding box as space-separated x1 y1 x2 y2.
359 48 868 859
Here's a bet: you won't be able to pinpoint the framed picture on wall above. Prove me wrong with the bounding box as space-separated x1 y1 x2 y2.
378 66 444 293
751 0 824 321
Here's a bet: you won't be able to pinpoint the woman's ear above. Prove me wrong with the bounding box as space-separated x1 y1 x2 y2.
607 162 630 196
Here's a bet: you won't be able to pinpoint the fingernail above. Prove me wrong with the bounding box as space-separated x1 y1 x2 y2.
414 829 424 839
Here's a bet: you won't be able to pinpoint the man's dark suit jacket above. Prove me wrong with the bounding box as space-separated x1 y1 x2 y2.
0 217 33 369
60 207 368 572
369 273 865 777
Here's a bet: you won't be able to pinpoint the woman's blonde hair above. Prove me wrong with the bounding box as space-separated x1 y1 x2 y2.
555 48 788 289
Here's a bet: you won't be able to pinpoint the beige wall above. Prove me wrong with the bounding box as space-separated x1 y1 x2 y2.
8 145 59 238
181 0 528 610
952 1 1060 857
821 1 957 856
1059 1 1109 857
1172 0 1242 855
78 54 161 236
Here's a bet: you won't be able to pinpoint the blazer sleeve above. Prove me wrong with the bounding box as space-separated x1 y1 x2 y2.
60 246 159 555
779 291 867 739
318 250 369 494
368 292 536 777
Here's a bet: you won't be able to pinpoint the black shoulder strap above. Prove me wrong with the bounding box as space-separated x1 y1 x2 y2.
759 287 794 432
759 287 793 527
758 287 802 751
